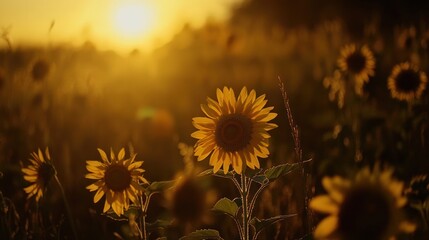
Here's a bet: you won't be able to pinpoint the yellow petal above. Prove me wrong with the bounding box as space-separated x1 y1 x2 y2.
238 87 248 103
191 130 209 139
86 160 104 168
24 175 37 182
103 199 111 213
207 97 222 114
314 216 338 239
118 148 125 161
97 148 109 163
398 221 416 233
85 173 103 180
22 168 37 175
192 117 215 130
232 154 242 174
309 195 339 214
38 148 45 163
112 201 123 216
216 88 224 105
322 176 348 203
222 153 231 174
86 164 103 173
45 147 51 161
128 161 143 170
93 187 105 203
110 148 116 163
213 153 224 173
201 104 219 119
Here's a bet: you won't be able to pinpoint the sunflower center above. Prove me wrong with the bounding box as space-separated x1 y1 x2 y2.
104 164 132 192
215 114 252 152
395 69 421 93
37 163 55 187
338 185 393 240
346 52 366 74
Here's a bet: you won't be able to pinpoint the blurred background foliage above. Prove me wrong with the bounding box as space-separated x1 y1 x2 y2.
1 0 429 239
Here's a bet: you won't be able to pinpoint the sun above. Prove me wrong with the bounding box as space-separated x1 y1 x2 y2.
112 2 156 39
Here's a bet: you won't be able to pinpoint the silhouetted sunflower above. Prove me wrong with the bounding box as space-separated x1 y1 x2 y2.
338 44 375 94
86 148 148 216
22 148 56 202
388 62 427 102
192 87 277 174
31 59 50 81
310 167 415 240
397 27 416 50
169 176 206 223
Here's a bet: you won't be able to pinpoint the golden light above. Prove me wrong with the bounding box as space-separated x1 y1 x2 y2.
112 2 156 39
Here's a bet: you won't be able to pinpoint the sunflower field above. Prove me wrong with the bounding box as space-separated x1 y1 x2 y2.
1 1 429 239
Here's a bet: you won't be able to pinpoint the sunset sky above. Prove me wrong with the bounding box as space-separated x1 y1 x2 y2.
0 0 242 52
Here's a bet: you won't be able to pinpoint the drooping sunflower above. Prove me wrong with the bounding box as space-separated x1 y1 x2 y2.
86 148 148 216
337 44 375 94
388 62 427 102
22 148 56 202
192 87 277 174
310 167 415 240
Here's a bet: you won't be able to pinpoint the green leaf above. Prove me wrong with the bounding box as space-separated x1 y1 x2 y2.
197 169 234 178
244 168 261 178
102 205 142 221
146 219 172 231
252 174 268 184
212 198 239 217
179 229 223 240
232 197 242 208
264 163 298 181
145 180 175 194
250 214 297 234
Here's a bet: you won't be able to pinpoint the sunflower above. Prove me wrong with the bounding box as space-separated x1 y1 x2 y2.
31 59 50 81
388 62 427 102
191 87 277 174
22 148 56 202
169 175 207 223
337 44 375 94
310 167 415 240
397 26 416 50
86 148 148 216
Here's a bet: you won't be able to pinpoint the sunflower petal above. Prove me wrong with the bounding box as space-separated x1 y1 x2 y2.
97 148 109 163
309 195 339 214
314 216 338 239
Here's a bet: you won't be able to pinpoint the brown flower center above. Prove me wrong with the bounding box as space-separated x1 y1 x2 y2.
338 185 393 240
395 69 421 93
37 162 55 187
104 164 132 192
215 114 252 152
346 52 366 74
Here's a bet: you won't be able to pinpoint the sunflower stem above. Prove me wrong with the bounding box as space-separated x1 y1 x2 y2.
248 182 269 218
240 173 250 240
140 193 153 240
54 175 78 240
